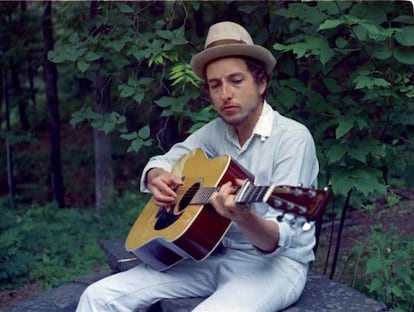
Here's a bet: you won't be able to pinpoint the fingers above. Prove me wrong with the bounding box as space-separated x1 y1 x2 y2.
209 182 237 216
209 181 254 223
235 178 246 187
147 171 183 207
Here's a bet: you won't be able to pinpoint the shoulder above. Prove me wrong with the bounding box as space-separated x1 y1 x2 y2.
274 111 307 130
192 117 226 134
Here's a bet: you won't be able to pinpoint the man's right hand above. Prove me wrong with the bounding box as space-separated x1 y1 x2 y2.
145 168 183 208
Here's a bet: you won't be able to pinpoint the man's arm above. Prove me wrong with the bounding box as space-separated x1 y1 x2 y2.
209 180 280 253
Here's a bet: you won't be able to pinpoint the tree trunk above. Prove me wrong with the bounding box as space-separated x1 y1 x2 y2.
1 32 16 198
21 1 37 110
90 1 114 215
10 62 30 130
16 1 30 130
42 2 64 207
93 74 114 215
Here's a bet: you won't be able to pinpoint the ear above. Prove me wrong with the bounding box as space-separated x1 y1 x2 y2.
259 77 267 96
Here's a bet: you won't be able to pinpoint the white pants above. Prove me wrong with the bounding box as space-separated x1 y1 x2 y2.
76 248 308 312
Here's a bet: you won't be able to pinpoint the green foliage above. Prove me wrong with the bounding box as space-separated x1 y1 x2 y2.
71 106 153 152
120 125 153 153
187 105 218 134
366 226 414 311
4 0 411 207
0 192 148 290
270 1 414 206
169 63 202 89
71 107 126 134
47 1 203 152
352 222 414 311
0 132 37 147
330 194 414 311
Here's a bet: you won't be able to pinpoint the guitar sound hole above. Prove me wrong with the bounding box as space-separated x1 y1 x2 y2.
154 182 201 231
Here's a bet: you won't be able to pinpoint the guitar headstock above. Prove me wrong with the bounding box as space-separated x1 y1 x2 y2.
266 185 331 221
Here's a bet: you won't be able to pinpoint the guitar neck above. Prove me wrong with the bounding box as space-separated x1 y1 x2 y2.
188 180 330 221
189 185 271 206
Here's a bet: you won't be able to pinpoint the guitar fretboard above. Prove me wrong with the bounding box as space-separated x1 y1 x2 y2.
189 185 271 205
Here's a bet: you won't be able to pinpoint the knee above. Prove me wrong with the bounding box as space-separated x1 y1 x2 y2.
77 282 105 311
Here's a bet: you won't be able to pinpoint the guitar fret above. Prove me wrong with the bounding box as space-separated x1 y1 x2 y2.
257 186 268 202
246 186 266 203
191 187 218 205
245 187 254 202
236 185 269 204
206 188 217 203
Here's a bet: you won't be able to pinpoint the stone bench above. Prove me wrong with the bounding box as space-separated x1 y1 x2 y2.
100 239 388 312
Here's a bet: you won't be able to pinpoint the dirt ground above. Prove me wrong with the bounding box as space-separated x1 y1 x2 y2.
0 283 41 310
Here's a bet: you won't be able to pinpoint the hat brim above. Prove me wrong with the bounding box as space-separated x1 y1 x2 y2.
190 44 276 80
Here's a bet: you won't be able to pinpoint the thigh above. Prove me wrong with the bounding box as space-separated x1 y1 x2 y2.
77 258 219 312
193 252 308 312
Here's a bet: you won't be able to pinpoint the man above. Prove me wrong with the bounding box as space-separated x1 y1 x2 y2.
77 21 319 312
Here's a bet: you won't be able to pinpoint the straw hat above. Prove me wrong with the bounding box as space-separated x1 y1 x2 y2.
190 21 276 79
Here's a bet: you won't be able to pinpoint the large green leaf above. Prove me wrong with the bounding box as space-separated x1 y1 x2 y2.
330 167 386 196
353 76 391 89
393 46 414 64
335 118 354 138
318 19 344 31
394 26 414 46
327 144 348 164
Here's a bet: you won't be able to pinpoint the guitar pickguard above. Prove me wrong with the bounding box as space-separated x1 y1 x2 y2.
154 180 203 231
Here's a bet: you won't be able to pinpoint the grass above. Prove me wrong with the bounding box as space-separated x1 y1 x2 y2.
0 191 149 291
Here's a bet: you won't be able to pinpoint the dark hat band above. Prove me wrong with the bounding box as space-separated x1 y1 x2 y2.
206 39 246 49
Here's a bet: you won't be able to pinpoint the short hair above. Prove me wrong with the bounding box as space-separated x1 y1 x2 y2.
243 57 269 85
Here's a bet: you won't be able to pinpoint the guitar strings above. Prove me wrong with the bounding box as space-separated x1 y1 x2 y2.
177 161 278 204
172 164 322 219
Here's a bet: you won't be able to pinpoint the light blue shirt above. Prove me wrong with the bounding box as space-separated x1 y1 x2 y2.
140 102 319 264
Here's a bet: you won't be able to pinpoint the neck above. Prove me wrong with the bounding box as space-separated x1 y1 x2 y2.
235 102 264 146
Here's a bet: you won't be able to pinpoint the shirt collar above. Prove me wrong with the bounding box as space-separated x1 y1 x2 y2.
253 101 274 141
224 101 274 143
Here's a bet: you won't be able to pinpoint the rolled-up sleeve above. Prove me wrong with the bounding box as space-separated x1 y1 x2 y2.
139 121 220 193
140 156 174 193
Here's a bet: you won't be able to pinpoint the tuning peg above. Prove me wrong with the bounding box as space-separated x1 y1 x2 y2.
294 188 304 196
272 199 283 208
308 190 317 198
287 202 295 211
298 205 307 214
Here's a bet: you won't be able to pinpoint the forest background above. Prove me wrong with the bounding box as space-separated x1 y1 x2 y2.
0 1 413 311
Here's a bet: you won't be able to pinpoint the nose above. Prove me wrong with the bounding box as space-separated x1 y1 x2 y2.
220 82 232 100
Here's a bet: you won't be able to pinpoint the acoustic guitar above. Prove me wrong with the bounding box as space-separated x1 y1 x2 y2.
125 148 331 271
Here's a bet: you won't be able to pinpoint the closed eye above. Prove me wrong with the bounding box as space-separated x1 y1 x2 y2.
209 83 220 89
231 78 243 85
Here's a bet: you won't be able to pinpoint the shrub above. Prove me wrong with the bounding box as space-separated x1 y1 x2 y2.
0 191 148 290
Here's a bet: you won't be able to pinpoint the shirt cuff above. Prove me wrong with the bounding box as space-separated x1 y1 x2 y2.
139 159 172 192
252 217 295 257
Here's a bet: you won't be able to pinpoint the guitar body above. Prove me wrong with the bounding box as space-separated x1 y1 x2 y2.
125 149 254 271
